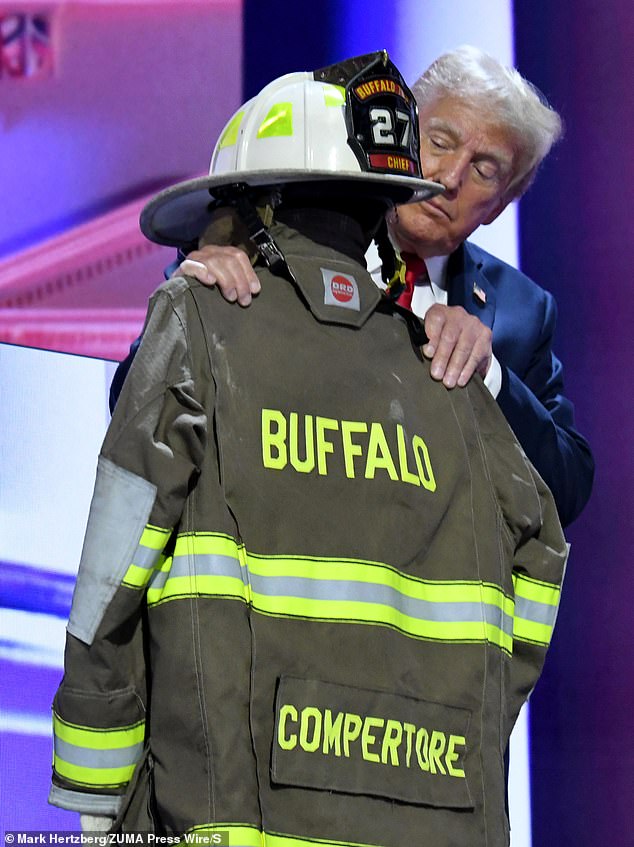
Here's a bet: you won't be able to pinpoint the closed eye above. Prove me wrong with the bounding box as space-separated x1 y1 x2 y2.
428 134 452 151
473 160 500 181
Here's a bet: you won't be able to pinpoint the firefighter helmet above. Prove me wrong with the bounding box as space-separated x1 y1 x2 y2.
141 51 443 247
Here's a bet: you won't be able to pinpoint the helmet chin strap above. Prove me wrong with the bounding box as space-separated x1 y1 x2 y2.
374 217 407 296
218 183 288 276
215 182 318 316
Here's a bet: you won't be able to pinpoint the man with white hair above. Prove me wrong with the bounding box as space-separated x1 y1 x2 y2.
112 46 593 526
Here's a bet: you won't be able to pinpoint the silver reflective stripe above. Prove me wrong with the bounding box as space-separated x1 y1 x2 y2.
515 596 559 628
68 456 156 645
132 544 163 570
250 573 513 636
148 541 513 646
54 738 143 769
149 552 243 590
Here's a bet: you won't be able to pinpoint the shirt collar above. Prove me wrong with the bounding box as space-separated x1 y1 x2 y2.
423 254 450 297
384 227 450 293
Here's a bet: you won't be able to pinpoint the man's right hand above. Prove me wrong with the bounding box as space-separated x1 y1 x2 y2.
422 303 493 389
175 245 261 306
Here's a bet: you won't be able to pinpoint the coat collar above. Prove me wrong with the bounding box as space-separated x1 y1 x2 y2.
446 241 496 329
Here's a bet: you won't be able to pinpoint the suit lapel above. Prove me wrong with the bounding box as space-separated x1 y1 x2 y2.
447 242 497 329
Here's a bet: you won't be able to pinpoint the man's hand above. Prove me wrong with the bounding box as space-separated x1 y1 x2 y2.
422 304 492 388
176 245 261 306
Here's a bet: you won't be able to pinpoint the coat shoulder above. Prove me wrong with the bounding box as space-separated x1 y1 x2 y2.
463 241 552 308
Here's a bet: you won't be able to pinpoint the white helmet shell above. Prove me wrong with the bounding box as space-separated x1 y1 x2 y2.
210 72 365 179
141 54 443 247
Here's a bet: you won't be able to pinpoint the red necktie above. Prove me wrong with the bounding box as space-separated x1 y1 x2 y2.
397 253 428 310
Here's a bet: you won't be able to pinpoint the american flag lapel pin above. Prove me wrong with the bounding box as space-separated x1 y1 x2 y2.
472 282 487 304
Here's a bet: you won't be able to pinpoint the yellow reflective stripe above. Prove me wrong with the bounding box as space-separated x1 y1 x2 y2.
140 524 172 550
122 524 172 588
513 617 554 646
145 533 513 652
147 574 245 606
123 554 169 589
249 553 512 607
252 593 511 651
217 110 245 149
188 825 262 846
53 757 135 788
263 835 372 847
170 534 510 606
513 572 560 606
257 103 293 138
124 563 150 588
53 713 145 750
513 572 561 647
188 823 383 847
52 713 144 789
148 581 511 652
484 584 515 619
174 533 245 559
171 535 513 618
323 84 346 106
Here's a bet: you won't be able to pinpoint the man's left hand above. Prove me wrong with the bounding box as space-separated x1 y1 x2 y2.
422 304 492 388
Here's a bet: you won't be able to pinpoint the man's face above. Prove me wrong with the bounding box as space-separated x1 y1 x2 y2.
391 96 519 257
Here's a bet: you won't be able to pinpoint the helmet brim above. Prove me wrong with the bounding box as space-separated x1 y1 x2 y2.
140 171 443 247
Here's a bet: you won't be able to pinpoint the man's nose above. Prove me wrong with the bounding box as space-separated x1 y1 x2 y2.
436 152 470 191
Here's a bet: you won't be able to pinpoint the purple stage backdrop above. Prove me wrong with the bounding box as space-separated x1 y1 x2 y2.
514 2 634 845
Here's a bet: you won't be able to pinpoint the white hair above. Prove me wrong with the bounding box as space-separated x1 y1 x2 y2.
411 45 563 199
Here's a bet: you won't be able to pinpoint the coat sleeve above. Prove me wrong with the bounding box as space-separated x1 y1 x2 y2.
49 284 208 816
495 289 594 527
108 252 185 412
467 378 569 739
504 461 569 735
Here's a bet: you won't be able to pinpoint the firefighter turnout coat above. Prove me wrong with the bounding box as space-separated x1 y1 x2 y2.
50 222 568 847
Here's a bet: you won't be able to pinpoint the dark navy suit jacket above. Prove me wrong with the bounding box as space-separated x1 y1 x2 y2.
110 239 594 527
446 240 593 526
